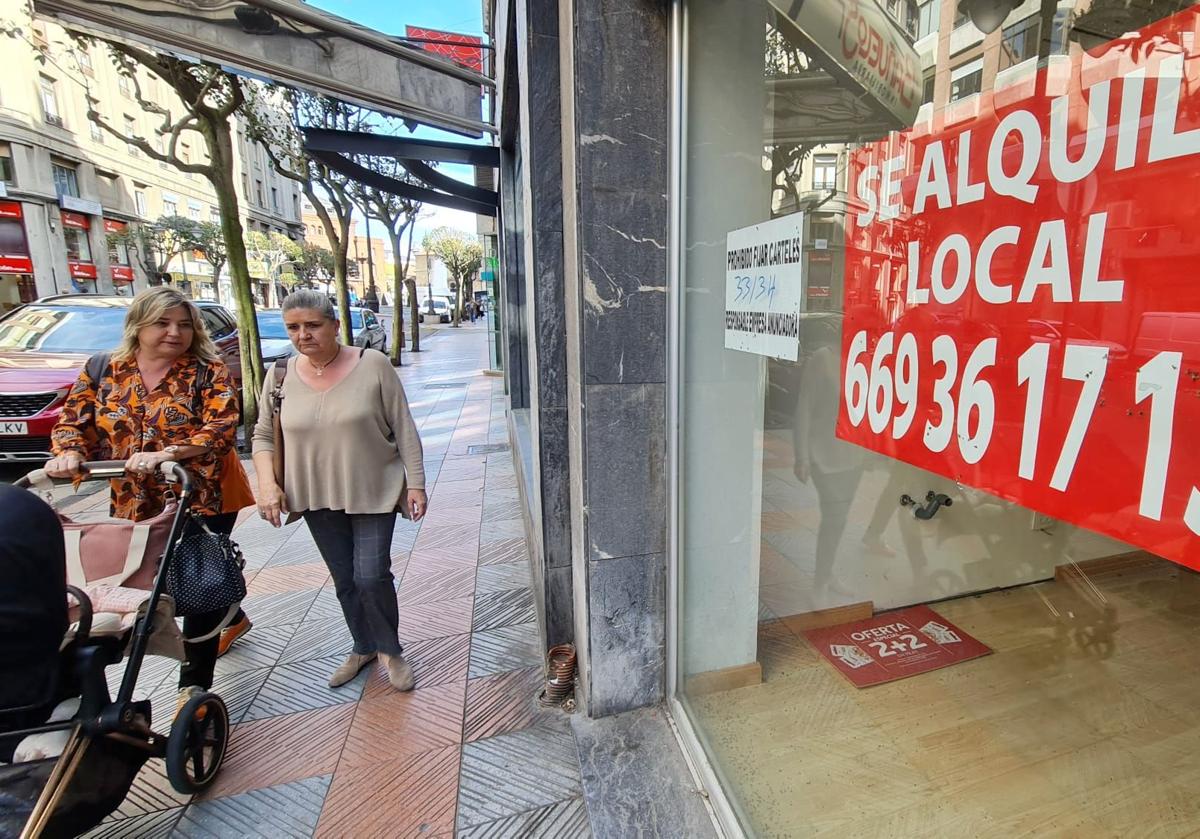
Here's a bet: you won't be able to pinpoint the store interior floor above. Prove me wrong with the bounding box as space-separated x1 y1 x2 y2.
688 560 1200 838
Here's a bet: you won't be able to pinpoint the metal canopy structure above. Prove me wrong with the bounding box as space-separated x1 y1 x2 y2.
32 0 494 137
303 129 499 216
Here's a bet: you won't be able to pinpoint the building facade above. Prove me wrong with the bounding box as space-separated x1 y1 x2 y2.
0 0 301 312
495 0 1200 834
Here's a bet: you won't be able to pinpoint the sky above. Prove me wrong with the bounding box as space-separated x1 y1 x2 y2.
308 0 490 253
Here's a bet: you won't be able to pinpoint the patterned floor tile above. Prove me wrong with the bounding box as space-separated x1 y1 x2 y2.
469 623 542 679
472 589 536 632
302 587 345 622
100 759 190 822
422 505 485 527
435 488 486 509
455 797 592 839
242 655 368 721
276 617 355 665
397 596 475 643
263 538 326 568
316 744 460 838
364 633 471 698
398 565 477 606
456 720 583 829
245 562 329 596
238 589 320 628
214 623 298 676
82 806 183 838
204 703 355 800
437 460 487 482
475 562 532 595
408 544 479 569
478 538 529 567
433 478 487 496
174 774 330 838
479 518 525 544
210 667 273 724
339 680 466 769
414 526 481 554
463 667 558 743
482 498 524 524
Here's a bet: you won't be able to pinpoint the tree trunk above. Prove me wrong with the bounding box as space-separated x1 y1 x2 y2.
333 242 352 345
406 278 421 352
204 120 263 437
451 276 462 328
388 228 404 366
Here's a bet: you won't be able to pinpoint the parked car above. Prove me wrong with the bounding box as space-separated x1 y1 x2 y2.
0 295 242 463
349 307 387 352
419 298 451 323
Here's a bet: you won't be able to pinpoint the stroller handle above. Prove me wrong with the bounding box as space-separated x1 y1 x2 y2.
20 460 192 493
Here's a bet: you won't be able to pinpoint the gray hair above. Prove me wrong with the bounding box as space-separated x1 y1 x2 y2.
281 289 337 321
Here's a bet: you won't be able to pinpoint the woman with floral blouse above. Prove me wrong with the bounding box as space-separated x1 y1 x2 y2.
45 286 243 712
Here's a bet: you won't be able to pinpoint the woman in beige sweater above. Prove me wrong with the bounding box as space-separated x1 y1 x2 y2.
251 290 428 692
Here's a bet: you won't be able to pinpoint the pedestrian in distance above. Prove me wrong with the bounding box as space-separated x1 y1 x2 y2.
44 286 255 715
251 289 429 692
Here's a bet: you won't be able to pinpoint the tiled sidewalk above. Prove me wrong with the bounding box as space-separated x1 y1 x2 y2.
84 326 590 838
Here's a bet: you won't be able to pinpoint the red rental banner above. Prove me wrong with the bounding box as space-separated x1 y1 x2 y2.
839 5 1200 569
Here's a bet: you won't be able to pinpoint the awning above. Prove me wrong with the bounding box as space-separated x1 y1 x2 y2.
32 0 492 137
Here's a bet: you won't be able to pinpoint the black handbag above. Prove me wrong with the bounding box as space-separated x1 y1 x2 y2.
167 516 247 618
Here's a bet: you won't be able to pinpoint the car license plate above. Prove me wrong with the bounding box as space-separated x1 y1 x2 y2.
0 421 28 435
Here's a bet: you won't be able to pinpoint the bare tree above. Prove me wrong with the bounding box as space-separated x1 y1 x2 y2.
349 159 424 363
245 85 370 344
423 228 482 328
192 221 228 304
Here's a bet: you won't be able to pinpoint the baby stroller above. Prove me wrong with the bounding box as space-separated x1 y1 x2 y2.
0 461 230 839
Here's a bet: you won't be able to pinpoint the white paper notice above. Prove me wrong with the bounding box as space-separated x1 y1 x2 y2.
724 213 805 361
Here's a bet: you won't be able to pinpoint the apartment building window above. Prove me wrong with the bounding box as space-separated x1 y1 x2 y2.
949 58 983 101
155 136 168 169
1048 9 1071 54
953 0 969 28
163 197 178 216
134 189 148 217
210 208 221 224
118 73 133 98
0 144 13 185
999 16 1040 71
124 116 138 157
292 194 300 219
75 48 94 77
51 160 78 198
271 186 279 213
812 154 838 191
255 179 264 207
916 0 940 39
90 120 104 143
923 72 936 105
40 76 62 127
189 203 201 221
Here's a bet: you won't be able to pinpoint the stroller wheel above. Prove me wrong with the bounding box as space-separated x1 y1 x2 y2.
166 691 230 794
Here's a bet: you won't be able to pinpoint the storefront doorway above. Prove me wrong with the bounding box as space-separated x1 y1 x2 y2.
673 1 1200 835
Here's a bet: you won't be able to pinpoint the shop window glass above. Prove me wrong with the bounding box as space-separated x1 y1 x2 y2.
51 162 78 198
677 2 1200 836
0 219 28 258
63 226 91 262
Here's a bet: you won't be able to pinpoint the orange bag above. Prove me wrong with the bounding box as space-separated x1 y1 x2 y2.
220 448 256 513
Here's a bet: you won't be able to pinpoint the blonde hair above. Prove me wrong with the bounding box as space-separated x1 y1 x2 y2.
113 286 219 363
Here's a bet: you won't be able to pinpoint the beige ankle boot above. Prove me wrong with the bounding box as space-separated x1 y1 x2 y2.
380 654 415 692
328 653 376 688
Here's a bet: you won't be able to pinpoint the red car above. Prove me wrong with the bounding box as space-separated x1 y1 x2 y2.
0 295 242 463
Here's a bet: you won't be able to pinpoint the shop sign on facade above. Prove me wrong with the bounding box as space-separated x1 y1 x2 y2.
0 200 33 274
61 211 89 229
725 213 805 361
839 6 1200 569
59 195 102 216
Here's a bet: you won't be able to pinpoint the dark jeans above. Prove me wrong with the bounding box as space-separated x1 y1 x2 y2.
303 510 402 657
178 512 247 690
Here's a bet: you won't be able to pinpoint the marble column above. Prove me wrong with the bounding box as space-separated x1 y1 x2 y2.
560 0 670 717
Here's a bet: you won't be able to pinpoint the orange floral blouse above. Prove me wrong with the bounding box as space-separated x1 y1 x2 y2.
50 354 239 521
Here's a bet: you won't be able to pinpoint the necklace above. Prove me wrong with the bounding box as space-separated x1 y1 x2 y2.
309 346 341 377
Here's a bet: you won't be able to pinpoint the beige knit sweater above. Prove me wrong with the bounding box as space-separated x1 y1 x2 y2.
251 349 425 514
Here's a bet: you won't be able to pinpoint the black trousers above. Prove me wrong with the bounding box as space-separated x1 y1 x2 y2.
178 512 247 690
